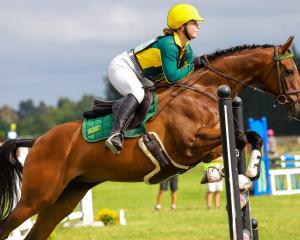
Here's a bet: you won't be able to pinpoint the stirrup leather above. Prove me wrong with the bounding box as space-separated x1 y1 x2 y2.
105 133 123 155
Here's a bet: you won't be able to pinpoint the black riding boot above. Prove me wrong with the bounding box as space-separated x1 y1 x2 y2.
105 94 139 154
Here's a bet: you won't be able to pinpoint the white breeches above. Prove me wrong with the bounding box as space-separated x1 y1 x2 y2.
108 51 153 104
207 181 223 192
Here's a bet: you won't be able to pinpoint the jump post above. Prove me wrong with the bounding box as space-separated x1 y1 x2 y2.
217 85 258 240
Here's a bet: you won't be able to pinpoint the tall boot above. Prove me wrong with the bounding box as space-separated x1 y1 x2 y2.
105 94 139 154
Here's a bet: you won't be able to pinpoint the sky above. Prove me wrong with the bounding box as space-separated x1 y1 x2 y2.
0 0 299 109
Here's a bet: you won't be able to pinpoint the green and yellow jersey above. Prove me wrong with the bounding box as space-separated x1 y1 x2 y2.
131 32 194 83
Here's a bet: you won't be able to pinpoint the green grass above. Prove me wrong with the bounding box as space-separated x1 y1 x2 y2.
52 165 300 240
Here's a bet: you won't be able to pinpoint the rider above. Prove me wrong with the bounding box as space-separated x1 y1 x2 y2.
105 3 205 154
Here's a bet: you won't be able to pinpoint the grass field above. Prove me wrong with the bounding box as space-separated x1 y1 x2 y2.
52 165 300 240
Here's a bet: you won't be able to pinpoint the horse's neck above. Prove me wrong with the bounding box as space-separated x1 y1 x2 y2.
155 48 274 112
207 48 274 96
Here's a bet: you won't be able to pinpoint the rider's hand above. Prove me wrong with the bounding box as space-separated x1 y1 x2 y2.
193 57 202 69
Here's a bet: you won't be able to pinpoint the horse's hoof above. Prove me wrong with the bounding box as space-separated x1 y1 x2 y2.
240 193 249 209
238 174 252 192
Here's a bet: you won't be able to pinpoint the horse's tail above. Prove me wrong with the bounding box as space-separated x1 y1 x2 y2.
0 138 35 221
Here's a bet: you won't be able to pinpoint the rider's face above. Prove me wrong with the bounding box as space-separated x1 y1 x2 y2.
186 20 200 39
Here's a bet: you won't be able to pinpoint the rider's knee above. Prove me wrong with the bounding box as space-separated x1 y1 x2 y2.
130 89 144 104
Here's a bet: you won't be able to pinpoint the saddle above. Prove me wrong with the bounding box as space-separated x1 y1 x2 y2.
83 90 154 130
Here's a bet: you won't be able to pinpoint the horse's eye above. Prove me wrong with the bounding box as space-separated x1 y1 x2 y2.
285 69 294 76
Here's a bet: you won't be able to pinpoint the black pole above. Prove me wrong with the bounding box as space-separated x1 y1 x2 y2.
232 97 246 173
252 218 259 240
232 97 252 236
218 85 243 240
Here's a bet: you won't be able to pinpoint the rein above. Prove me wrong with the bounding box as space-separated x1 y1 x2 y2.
154 68 216 101
151 68 216 117
199 55 269 95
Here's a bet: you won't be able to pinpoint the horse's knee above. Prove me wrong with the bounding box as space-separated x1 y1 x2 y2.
235 129 247 150
245 131 263 150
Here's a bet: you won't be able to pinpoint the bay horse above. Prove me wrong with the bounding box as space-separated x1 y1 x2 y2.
1 36 300 240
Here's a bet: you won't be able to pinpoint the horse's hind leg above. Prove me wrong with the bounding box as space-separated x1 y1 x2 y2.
0 197 41 240
0 168 66 239
24 181 100 240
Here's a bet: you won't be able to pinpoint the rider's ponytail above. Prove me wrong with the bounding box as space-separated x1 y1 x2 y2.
163 27 175 35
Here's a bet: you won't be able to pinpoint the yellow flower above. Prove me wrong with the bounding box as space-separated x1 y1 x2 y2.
95 208 118 225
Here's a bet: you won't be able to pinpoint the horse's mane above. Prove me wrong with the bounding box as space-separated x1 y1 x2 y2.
197 44 274 67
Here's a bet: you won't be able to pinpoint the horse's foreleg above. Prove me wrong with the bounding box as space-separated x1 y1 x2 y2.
193 128 221 152
245 131 263 180
195 127 221 141
24 181 100 240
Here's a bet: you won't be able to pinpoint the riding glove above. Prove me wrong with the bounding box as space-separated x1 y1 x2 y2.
193 57 202 69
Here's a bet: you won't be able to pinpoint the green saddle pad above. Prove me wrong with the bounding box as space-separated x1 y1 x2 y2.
82 94 158 142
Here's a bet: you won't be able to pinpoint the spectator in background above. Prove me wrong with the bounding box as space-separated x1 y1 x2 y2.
155 175 178 210
267 129 277 155
6 123 18 140
6 123 20 157
202 157 223 209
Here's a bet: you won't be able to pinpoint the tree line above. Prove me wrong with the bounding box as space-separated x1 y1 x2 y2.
0 95 94 138
0 77 122 138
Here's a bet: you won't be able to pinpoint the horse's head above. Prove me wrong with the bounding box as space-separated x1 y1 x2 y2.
263 36 300 120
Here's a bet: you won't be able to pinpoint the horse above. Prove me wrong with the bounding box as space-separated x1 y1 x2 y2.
0 36 299 240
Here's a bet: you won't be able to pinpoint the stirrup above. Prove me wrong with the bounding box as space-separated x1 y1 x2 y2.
105 133 123 155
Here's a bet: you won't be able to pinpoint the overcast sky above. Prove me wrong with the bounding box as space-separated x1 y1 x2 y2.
0 0 299 109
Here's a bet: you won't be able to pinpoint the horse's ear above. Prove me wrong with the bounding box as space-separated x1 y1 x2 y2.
281 36 294 53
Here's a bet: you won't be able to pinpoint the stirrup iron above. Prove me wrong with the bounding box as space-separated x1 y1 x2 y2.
105 133 123 155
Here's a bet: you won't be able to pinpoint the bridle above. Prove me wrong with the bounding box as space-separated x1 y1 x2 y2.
273 46 300 104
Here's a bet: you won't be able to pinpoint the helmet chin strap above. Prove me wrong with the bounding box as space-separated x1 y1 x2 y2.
183 24 191 40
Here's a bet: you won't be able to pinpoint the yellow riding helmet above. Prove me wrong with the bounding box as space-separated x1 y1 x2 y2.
167 3 205 30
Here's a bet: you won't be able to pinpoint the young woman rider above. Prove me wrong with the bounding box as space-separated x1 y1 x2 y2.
105 3 205 154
